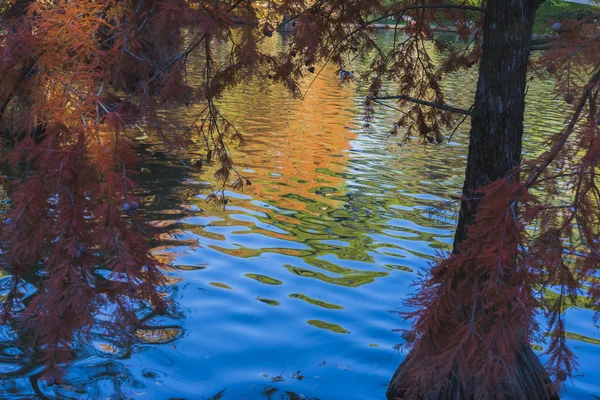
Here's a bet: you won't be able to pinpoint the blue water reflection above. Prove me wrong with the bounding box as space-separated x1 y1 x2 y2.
1 32 598 399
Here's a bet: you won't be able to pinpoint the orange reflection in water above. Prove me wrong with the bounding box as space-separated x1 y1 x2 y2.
216 65 358 216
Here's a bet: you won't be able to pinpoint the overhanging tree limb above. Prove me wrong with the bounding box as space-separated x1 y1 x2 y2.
526 69 600 187
371 95 474 116
303 3 485 98
338 4 485 47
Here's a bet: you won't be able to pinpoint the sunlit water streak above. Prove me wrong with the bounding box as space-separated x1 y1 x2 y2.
1 32 599 399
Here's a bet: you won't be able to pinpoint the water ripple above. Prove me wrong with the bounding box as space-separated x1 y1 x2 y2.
1 32 598 399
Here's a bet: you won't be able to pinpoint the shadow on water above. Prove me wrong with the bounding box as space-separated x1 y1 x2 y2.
1 32 599 399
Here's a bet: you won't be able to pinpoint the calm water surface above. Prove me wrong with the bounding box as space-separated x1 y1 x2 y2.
1 33 599 399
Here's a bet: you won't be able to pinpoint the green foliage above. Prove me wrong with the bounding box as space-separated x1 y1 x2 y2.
534 0 600 34
548 8 595 21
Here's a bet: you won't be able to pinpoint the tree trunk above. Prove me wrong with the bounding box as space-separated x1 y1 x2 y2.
388 1 558 398
453 0 539 249
388 343 557 400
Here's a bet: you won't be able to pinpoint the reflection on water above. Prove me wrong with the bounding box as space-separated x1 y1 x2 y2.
1 32 599 399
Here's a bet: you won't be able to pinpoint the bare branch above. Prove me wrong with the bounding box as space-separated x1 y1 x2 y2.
372 95 474 116
526 69 600 187
356 4 485 35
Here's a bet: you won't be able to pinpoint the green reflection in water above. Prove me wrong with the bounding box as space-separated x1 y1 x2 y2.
565 332 600 345
307 320 349 334
256 297 280 306
543 288 595 311
285 265 387 287
210 282 233 290
382 265 414 272
289 294 344 310
245 274 283 285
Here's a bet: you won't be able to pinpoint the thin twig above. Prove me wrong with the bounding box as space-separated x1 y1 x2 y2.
372 95 474 116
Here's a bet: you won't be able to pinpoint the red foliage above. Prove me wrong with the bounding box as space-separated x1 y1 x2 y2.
399 60 600 396
0 0 599 395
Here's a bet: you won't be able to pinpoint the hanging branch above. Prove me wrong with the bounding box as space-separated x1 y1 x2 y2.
371 95 474 116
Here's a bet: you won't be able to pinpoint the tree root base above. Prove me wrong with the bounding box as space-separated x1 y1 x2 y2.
386 343 559 400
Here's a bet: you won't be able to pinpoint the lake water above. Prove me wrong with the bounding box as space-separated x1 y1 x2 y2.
1 32 599 399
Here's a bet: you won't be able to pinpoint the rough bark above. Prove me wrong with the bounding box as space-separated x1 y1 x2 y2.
387 343 558 400
453 0 541 249
388 1 558 398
